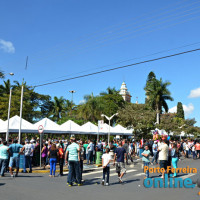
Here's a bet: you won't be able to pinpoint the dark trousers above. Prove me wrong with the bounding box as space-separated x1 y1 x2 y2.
79 160 83 180
68 161 81 184
0 159 8 176
59 158 64 175
103 166 110 183
193 151 196 159
24 156 32 172
88 151 93 164
186 150 189 158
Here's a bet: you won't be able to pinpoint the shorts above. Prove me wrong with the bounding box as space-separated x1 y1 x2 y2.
116 162 126 174
160 160 168 170
9 157 20 168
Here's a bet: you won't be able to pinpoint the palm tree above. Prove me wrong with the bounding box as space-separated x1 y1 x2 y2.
144 78 174 124
0 79 12 95
0 70 4 78
51 96 66 121
100 87 119 96
78 93 103 122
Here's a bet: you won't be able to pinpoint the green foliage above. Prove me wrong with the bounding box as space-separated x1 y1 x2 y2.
158 113 183 134
176 102 185 119
118 103 156 137
0 80 53 122
144 77 174 113
77 90 125 124
0 70 4 79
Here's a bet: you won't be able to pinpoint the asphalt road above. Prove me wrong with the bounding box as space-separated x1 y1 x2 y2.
0 158 200 200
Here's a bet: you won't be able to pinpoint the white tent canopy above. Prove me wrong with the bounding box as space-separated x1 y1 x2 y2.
60 120 81 134
0 115 35 133
0 116 133 136
34 118 64 134
81 122 98 135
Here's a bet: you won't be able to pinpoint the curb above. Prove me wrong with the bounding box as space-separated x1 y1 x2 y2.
17 168 69 174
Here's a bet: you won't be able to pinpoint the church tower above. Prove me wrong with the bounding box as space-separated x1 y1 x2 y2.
119 82 132 103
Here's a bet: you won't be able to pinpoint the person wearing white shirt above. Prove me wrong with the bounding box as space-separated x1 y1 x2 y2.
102 148 111 186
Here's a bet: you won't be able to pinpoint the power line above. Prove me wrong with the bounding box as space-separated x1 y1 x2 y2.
33 48 200 88
31 3 200 64
30 41 200 85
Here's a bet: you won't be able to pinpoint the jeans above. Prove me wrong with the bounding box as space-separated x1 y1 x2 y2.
172 157 178 177
151 152 158 164
193 151 196 159
103 166 110 183
50 158 57 176
137 148 139 156
24 156 32 172
88 151 93 164
86 154 89 164
68 161 81 184
143 162 149 178
0 159 8 176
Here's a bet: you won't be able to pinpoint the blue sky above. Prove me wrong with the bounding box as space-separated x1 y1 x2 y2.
0 0 200 125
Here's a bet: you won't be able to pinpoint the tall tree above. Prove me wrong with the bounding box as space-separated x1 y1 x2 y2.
144 77 174 124
176 102 185 119
78 93 103 122
51 96 66 121
145 71 156 103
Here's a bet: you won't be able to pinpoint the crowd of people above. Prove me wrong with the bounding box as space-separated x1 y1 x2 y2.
0 136 199 186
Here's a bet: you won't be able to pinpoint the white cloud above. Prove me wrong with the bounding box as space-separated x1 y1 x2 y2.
169 103 194 117
79 99 86 104
0 39 15 53
188 87 200 98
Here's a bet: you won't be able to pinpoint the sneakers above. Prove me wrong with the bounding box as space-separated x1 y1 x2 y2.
102 179 105 186
105 183 109 186
118 177 123 183
78 184 83 186
11 175 14 178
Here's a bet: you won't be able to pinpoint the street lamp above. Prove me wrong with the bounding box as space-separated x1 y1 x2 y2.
0 72 14 78
101 113 118 144
1 72 15 142
69 90 76 102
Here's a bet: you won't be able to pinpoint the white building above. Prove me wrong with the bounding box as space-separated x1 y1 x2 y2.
119 82 132 103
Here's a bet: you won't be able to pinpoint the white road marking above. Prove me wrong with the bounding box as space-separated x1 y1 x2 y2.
94 169 137 179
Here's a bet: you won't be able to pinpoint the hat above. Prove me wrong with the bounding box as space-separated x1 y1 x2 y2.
70 137 75 140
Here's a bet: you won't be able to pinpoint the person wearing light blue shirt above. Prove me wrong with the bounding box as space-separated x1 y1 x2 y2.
65 138 81 186
0 141 9 177
142 145 150 178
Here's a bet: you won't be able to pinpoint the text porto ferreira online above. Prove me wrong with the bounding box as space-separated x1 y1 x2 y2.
143 166 197 189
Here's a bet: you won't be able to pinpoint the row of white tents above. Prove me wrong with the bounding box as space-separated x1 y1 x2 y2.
0 115 133 136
